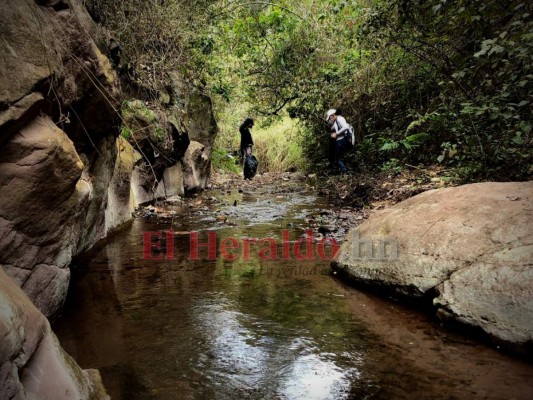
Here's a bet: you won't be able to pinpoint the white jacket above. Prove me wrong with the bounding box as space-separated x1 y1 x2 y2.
333 116 349 141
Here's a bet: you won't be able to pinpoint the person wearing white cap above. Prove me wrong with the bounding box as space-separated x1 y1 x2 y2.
326 109 350 174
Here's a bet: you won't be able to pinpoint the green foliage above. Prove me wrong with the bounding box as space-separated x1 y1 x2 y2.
93 0 532 180
347 0 532 179
154 127 166 142
379 133 427 152
252 117 306 173
437 142 459 164
215 114 307 173
84 0 216 92
211 147 240 174
196 0 532 181
380 158 403 175
455 162 484 183
121 126 131 139
122 100 157 124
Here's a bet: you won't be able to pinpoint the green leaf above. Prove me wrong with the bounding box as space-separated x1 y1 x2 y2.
488 45 504 55
511 132 524 145
474 48 487 58
379 141 400 151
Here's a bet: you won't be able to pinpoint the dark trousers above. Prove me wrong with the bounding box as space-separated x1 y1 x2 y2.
335 138 348 173
240 145 252 163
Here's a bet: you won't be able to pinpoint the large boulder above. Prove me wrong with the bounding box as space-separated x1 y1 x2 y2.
131 162 185 206
181 141 211 192
0 268 109 400
105 137 142 231
332 182 533 349
154 164 185 199
0 116 91 317
168 72 218 154
0 0 132 319
121 84 216 201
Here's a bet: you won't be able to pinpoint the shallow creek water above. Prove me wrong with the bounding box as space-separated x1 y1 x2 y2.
54 184 533 400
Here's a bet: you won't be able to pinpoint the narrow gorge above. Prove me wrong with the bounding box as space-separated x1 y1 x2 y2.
1 1 532 399
0 1 216 397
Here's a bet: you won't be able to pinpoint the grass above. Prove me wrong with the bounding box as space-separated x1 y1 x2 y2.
121 126 131 139
214 116 307 174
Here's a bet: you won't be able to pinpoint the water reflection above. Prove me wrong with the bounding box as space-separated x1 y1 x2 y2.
278 353 356 399
54 188 533 400
190 291 360 399
193 295 268 388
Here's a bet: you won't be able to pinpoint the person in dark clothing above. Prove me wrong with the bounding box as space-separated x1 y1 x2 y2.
239 118 254 160
239 118 258 180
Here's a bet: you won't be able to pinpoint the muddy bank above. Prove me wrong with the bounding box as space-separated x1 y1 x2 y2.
317 165 455 209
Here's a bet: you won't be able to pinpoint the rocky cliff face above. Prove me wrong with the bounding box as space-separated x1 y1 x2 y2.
0 0 217 397
333 182 533 352
1 0 121 319
0 0 216 319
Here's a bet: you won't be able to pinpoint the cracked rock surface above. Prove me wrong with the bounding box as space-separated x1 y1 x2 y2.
333 181 533 349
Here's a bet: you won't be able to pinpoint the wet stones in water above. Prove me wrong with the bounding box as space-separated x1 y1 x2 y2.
318 225 337 234
217 215 228 223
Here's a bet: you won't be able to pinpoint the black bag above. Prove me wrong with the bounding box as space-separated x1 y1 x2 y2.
345 124 355 148
244 155 258 179
335 120 355 148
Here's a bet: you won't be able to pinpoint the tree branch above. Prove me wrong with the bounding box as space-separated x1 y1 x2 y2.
209 1 317 26
256 95 297 116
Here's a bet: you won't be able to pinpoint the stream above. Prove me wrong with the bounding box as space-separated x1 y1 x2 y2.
54 179 533 400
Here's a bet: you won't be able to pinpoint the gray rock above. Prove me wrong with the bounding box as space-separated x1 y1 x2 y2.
182 141 211 192
0 268 109 400
154 164 185 199
333 182 533 349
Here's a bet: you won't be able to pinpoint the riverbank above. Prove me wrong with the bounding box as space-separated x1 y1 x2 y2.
55 171 533 399
138 167 452 245
154 169 532 357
